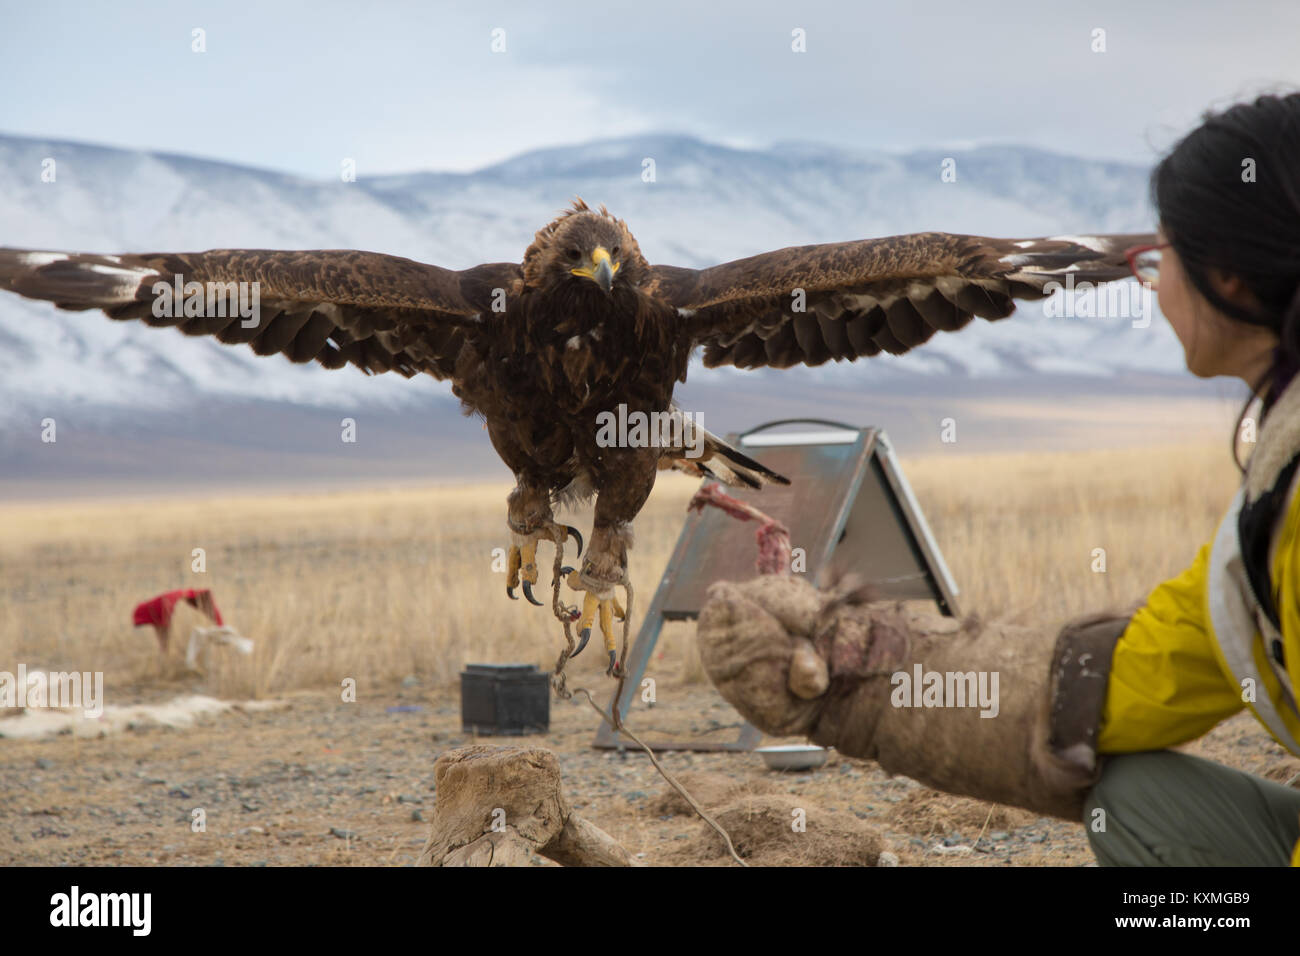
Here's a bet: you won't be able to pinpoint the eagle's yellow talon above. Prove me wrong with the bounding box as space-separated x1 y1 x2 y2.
506 538 545 604
519 540 539 584
577 591 600 633
572 588 623 673
599 598 613 646
507 525 581 605
505 545 522 599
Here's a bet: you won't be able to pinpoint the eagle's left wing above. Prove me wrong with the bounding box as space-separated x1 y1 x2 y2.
651 231 1152 369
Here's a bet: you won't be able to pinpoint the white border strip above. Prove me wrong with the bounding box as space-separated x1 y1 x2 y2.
741 430 858 447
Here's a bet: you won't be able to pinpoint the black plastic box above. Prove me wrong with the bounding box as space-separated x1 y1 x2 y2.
460 663 550 735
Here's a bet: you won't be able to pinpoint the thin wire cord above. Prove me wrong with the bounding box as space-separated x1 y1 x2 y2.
546 544 747 867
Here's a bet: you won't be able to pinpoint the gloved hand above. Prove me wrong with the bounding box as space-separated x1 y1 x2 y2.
696 574 1131 820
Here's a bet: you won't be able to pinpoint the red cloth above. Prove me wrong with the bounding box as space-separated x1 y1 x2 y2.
132 589 223 630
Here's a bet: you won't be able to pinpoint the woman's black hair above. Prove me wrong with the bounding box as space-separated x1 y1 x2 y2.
1149 92 1300 465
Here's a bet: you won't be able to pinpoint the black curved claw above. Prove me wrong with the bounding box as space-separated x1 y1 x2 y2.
573 627 591 659
521 581 544 607
607 651 618 676
564 526 583 558
506 586 518 601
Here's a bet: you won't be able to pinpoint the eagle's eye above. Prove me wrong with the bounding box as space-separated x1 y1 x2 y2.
565 248 581 261
611 245 620 257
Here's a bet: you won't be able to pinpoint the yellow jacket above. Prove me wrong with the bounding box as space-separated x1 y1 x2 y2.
1097 386 1300 865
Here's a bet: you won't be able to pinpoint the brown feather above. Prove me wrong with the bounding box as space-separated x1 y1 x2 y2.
652 230 1153 369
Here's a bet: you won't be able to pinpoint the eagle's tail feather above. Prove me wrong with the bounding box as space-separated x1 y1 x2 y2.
665 415 790 489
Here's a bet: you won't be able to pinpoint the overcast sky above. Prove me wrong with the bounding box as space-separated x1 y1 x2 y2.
2 1 1297 177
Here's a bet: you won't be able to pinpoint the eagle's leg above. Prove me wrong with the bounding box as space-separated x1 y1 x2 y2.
566 520 636 675
558 450 653 674
504 481 582 607
565 572 628 672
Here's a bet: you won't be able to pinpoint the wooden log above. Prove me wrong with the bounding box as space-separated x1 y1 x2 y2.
418 744 642 867
442 830 538 867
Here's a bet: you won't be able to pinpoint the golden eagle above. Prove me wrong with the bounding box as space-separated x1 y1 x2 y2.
0 200 1151 672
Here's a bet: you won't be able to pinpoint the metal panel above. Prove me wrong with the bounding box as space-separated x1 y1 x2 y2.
655 426 872 618
869 432 962 616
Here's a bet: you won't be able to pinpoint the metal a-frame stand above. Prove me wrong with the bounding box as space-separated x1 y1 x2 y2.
593 418 962 751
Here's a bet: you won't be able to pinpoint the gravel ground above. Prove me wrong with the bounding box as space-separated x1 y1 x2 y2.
1 674 1293 867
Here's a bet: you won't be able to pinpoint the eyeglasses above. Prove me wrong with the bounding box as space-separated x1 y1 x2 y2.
1124 243 1171 286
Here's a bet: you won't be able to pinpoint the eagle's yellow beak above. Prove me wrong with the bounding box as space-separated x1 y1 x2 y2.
571 246 619 292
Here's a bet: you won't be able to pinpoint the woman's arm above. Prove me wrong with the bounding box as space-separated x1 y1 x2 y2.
1097 543 1246 753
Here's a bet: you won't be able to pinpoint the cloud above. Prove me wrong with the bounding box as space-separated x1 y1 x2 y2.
1 0 1297 175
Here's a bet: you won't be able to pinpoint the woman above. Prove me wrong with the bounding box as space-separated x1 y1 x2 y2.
693 91 1300 866
1084 91 1300 865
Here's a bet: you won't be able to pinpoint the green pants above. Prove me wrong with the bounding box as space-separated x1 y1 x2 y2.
1084 751 1300 866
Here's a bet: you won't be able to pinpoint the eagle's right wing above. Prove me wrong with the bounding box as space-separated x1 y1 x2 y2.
0 248 523 379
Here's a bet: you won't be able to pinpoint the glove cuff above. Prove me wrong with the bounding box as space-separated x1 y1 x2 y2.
1045 610 1134 775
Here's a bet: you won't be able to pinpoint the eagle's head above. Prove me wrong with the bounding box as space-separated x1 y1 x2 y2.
523 198 647 294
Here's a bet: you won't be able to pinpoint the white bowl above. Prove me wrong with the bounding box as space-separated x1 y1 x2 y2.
755 744 829 771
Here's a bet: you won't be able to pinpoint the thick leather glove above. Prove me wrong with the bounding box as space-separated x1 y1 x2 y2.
696 575 1131 820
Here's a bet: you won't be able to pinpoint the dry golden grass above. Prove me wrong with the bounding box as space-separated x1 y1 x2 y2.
902 442 1240 622
0 442 1241 700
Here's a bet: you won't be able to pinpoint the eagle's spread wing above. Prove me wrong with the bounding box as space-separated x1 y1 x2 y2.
0 248 522 379
652 232 1153 369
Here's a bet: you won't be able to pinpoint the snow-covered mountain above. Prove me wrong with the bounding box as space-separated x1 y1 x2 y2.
0 131 1182 430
